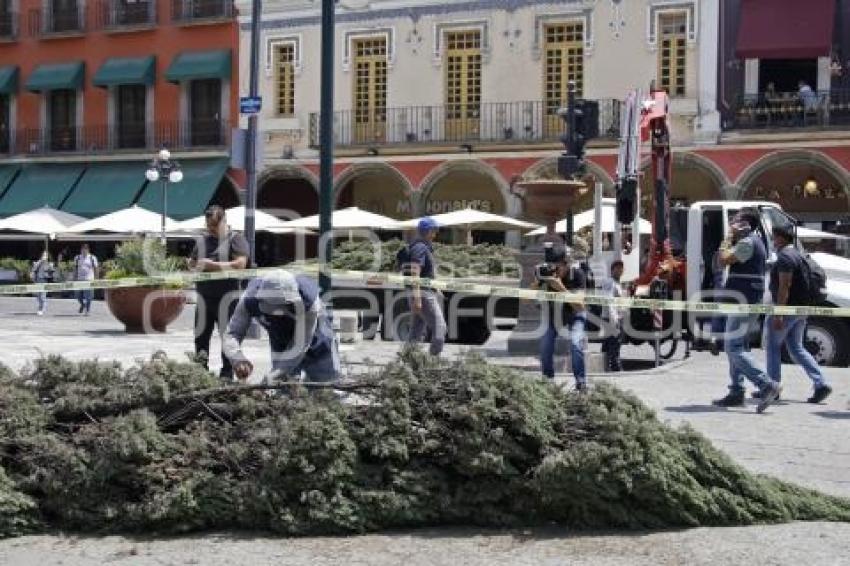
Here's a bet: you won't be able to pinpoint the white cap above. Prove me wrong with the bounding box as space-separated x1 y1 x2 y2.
256 270 301 315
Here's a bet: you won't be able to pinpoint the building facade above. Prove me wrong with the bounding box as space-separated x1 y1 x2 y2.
0 0 241 228
238 0 849 255
238 0 722 239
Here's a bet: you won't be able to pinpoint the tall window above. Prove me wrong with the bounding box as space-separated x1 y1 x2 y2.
189 79 222 146
444 29 481 140
0 94 9 153
352 37 387 143
116 84 146 149
274 43 295 117
658 13 687 97
48 0 81 33
544 22 584 136
49 89 76 151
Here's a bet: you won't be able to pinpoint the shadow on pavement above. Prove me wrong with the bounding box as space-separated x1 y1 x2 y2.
813 411 850 420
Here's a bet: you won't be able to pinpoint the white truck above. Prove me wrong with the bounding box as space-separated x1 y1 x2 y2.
678 200 850 367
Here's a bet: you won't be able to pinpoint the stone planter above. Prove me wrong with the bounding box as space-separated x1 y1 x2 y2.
106 286 186 333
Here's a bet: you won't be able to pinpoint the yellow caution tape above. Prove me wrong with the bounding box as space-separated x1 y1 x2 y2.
3 266 850 318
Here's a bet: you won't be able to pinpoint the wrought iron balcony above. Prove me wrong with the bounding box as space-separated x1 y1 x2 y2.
99 0 156 29
725 89 850 131
1 119 230 156
40 1 85 34
0 10 18 39
171 0 233 23
308 99 622 149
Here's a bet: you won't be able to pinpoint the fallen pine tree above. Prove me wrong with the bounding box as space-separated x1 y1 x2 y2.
0 348 848 538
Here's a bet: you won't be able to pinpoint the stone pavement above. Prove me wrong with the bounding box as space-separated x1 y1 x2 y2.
1 296 848 499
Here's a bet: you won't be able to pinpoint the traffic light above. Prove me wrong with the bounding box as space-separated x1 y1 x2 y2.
616 177 638 224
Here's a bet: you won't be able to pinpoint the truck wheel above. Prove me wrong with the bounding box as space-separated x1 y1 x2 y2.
382 299 414 342
803 317 850 367
361 315 380 341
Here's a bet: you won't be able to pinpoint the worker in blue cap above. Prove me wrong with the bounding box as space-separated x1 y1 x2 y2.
223 269 340 382
404 216 447 355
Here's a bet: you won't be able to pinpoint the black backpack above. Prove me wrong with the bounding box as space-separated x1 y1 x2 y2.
396 245 413 276
795 252 828 306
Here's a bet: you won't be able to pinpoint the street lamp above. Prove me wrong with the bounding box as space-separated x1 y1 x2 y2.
145 148 183 245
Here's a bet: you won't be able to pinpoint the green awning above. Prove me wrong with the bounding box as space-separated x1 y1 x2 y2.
0 165 20 200
165 49 231 82
25 61 85 92
0 163 85 217
0 66 18 94
136 158 229 219
92 56 155 87
61 162 148 218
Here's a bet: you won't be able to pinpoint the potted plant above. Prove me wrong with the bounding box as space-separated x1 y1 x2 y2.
104 239 187 333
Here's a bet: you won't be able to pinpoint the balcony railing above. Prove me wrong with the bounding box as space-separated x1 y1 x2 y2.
2 120 230 155
98 0 156 28
308 99 622 149
0 10 18 39
171 0 233 22
40 2 85 34
726 89 850 131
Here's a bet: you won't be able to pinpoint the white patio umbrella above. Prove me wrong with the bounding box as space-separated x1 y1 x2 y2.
393 208 541 231
171 206 312 235
525 200 653 236
273 206 400 231
56 205 179 240
0 206 86 241
796 226 849 240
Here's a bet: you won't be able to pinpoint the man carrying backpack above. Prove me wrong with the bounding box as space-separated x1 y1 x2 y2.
762 223 832 404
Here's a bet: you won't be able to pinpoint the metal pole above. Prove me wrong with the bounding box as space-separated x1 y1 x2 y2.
160 177 167 246
565 81 576 247
244 0 262 267
318 0 334 296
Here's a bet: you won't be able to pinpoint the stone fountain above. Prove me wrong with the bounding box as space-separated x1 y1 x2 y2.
506 177 588 355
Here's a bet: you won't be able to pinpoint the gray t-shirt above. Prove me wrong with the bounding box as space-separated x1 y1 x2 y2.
74 254 98 281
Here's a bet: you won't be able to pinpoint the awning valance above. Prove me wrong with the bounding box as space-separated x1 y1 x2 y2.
92 56 155 87
61 162 149 218
165 49 231 82
0 66 18 94
0 164 84 217
136 158 229 219
736 0 836 59
25 61 85 92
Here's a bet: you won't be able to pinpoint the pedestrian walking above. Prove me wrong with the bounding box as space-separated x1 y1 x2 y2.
189 205 249 380
712 209 781 412
762 223 832 404
73 244 98 316
30 251 55 316
224 270 340 383
599 259 624 372
534 244 589 391
404 217 447 356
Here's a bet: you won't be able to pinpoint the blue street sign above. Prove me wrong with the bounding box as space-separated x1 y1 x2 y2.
240 96 262 115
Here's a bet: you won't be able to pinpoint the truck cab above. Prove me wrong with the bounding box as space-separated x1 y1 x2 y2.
682 201 850 366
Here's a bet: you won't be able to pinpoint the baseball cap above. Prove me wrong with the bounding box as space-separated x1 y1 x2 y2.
418 217 440 234
255 270 301 316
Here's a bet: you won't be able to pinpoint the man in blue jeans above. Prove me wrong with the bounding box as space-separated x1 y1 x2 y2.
534 246 587 391
763 223 832 404
712 209 782 413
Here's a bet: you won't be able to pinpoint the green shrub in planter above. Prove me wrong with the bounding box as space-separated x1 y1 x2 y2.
103 239 187 288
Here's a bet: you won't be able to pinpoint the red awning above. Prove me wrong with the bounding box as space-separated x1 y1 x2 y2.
736 0 836 59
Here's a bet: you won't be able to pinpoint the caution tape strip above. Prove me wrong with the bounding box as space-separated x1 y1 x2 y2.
2 265 849 319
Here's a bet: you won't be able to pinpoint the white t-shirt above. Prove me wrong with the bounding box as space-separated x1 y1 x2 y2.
75 254 98 281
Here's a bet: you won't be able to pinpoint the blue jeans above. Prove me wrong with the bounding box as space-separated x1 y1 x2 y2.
541 312 586 384
35 292 47 312
764 315 827 388
407 291 447 356
725 314 770 392
77 289 93 312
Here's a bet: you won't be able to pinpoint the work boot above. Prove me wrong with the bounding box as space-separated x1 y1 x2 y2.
712 390 745 407
756 382 783 414
807 385 833 404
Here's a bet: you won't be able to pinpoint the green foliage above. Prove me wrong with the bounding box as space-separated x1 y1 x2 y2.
0 258 33 282
305 239 520 279
103 239 187 279
0 350 847 539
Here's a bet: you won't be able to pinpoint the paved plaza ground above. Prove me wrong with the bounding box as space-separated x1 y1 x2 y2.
0 296 848 564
